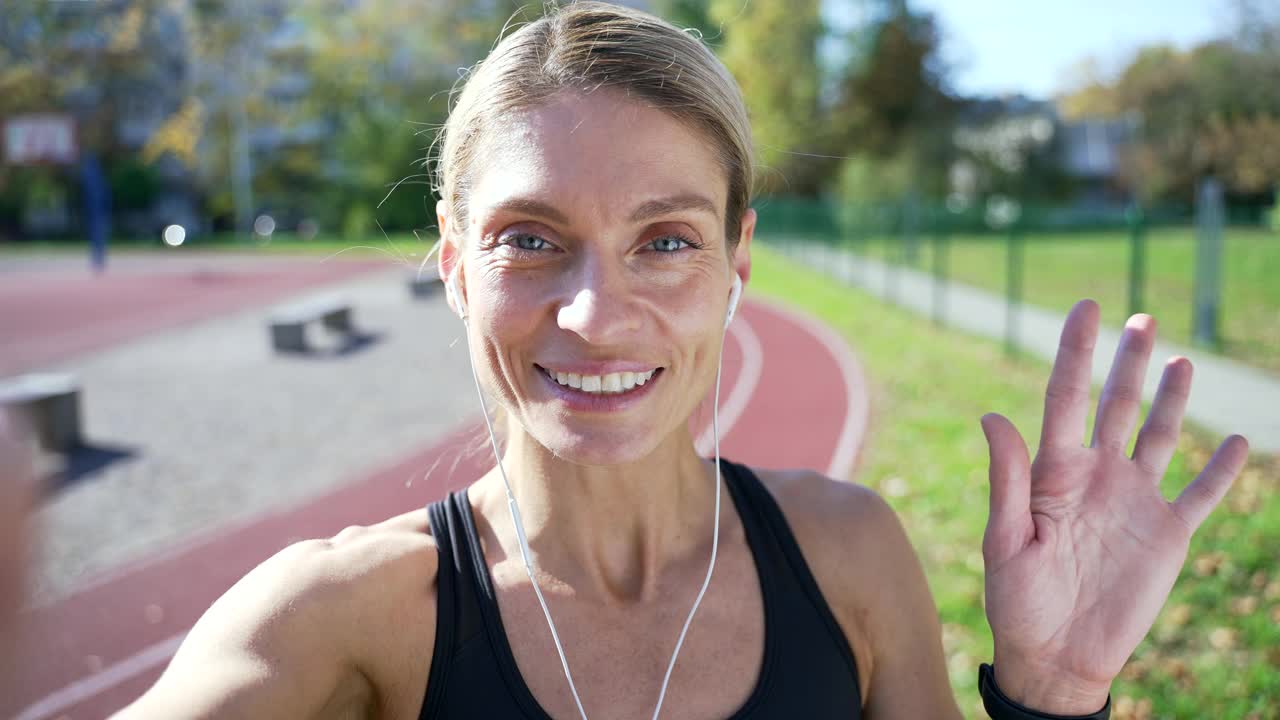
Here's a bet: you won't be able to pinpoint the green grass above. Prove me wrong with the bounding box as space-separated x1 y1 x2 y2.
852 227 1280 375
748 242 1280 719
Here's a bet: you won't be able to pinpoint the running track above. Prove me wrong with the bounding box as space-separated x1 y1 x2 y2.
5 279 868 719
0 255 389 376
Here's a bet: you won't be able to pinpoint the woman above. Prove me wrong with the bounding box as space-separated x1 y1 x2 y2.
116 3 1249 718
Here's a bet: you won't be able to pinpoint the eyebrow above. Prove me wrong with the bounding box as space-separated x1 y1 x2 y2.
628 193 719 223
489 193 719 226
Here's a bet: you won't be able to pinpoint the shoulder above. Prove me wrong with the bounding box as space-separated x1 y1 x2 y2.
754 467 960 716
228 508 440 639
752 468 923 698
290 510 443 711
755 467 895 537
754 467 909 587
117 508 441 719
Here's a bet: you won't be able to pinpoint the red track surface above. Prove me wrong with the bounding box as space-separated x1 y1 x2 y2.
0 256 389 376
5 292 866 720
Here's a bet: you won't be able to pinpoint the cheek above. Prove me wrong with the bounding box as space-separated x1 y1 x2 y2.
659 266 727 327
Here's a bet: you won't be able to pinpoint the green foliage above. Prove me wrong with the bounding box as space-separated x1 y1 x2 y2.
830 6 949 154
107 156 160 211
711 0 823 194
1062 26 1280 203
825 3 954 204
282 0 536 233
342 204 374 241
838 150 916 204
650 0 716 38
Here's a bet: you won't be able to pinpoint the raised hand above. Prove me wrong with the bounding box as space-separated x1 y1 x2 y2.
979 299 1250 715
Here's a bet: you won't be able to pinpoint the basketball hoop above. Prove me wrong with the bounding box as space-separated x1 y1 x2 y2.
3 115 78 166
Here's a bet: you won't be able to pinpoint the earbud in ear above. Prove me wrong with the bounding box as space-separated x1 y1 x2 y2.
448 270 467 321
724 274 742 329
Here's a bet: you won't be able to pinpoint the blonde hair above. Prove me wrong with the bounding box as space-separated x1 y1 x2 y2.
434 0 755 250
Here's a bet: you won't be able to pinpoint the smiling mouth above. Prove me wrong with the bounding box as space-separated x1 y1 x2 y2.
534 364 665 395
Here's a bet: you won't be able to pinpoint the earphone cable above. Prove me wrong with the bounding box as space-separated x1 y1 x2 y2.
650 323 725 720
463 339 592 720
458 287 730 720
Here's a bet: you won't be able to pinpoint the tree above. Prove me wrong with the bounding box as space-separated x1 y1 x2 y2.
284 0 535 235
710 0 823 194
825 1 955 203
1058 3 1280 206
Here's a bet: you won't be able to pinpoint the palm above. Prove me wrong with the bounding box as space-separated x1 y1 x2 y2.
980 300 1249 703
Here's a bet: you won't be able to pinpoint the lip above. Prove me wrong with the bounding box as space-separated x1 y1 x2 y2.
535 364 664 412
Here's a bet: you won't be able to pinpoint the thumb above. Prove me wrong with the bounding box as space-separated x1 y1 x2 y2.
981 413 1032 567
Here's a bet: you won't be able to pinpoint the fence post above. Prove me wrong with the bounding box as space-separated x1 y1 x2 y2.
885 204 900 303
846 204 862 283
903 190 920 265
931 208 949 326
1127 202 1146 318
1193 177 1224 349
1004 220 1024 356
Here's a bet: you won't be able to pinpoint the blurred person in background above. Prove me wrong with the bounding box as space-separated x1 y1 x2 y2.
111 3 1250 719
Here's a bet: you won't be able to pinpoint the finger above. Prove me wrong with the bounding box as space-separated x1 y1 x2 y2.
1132 356 1193 477
1041 299 1099 450
1091 314 1156 453
981 413 1033 566
1172 435 1249 532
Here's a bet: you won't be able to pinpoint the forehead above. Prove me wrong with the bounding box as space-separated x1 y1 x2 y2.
467 90 727 223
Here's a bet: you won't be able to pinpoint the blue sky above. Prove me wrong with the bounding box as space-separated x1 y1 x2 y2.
907 0 1232 98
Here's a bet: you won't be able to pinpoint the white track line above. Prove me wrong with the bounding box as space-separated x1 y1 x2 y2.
695 312 764 456
15 632 187 720
748 298 868 480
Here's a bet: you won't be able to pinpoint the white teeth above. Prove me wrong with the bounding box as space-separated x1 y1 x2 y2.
543 367 658 394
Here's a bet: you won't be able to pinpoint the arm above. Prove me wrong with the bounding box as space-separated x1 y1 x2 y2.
111 523 438 720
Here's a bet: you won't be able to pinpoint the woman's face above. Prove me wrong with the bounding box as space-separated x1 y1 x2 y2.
439 90 753 466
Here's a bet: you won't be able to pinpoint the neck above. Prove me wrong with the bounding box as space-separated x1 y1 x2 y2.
470 425 721 605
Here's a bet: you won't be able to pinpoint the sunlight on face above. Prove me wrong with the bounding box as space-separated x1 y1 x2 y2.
455 90 741 465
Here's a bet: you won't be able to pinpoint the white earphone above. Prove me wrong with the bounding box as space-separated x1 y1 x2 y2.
448 266 741 720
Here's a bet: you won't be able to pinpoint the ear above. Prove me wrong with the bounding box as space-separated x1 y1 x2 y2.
436 198 465 314
733 207 755 287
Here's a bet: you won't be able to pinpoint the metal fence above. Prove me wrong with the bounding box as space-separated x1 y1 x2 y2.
755 185 1275 368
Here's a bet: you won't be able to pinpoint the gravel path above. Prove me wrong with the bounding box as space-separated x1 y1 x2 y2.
28 267 478 606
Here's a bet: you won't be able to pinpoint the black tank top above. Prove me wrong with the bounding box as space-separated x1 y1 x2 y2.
418 457 863 718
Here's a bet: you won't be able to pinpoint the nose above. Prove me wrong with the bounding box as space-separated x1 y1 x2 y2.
555 256 640 344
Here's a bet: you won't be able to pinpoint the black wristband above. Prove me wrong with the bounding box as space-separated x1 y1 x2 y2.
978 663 1111 720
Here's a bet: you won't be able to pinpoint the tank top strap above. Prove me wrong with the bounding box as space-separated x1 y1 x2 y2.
420 493 463 720
719 459 864 705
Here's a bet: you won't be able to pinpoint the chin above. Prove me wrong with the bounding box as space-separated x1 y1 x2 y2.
534 422 665 467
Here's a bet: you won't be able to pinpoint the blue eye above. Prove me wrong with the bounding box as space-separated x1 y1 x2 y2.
497 233 551 253
652 235 699 253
